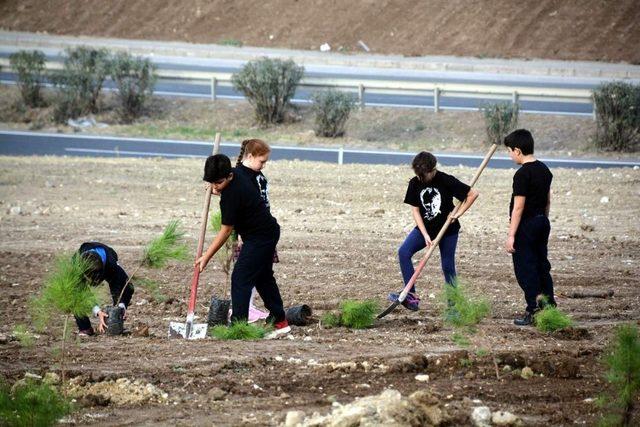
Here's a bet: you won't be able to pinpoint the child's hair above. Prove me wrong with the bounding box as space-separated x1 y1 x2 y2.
504 129 534 155
203 154 232 183
236 139 271 166
80 251 103 285
412 151 437 181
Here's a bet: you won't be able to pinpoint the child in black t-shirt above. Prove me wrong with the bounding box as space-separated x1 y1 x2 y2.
75 242 134 336
196 154 290 338
234 138 278 322
504 129 556 326
390 152 479 311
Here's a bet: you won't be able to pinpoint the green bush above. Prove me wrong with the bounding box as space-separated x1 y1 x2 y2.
340 300 378 329
9 50 46 107
598 323 640 427
311 89 357 137
443 280 491 328
320 312 342 328
534 306 573 332
231 57 304 125
593 82 640 152
52 47 110 123
210 321 267 340
110 52 157 123
0 378 72 427
483 102 519 145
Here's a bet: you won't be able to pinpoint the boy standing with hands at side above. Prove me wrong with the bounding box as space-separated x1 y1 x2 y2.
504 129 557 326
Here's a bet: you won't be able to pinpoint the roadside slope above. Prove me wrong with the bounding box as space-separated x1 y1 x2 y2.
0 0 639 63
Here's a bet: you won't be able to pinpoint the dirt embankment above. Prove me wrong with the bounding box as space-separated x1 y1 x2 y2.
1 0 639 63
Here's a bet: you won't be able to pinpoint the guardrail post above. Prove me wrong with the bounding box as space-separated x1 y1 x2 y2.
512 91 519 107
592 102 597 121
338 146 344 165
358 84 365 110
433 87 440 113
210 77 217 101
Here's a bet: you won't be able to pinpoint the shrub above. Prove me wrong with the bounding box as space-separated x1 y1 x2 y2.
12 324 35 347
339 300 378 329
598 323 640 427
534 306 573 332
110 52 157 123
593 82 640 152
231 57 304 125
483 102 519 145
52 47 110 122
9 50 46 107
443 280 491 328
0 378 72 427
210 321 267 340
311 89 357 137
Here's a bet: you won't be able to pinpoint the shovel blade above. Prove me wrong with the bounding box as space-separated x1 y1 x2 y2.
377 301 400 319
168 321 208 339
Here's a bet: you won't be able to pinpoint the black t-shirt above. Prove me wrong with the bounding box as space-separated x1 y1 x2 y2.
404 171 471 238
235 164 270 209
509 160 552 219
220 168 278 239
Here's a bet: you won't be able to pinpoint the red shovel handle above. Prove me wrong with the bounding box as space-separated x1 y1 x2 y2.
187 265 200 314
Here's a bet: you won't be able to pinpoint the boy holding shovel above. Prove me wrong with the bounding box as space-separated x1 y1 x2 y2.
504 129 556 326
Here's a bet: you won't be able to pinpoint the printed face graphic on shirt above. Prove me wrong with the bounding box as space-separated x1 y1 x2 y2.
419 187 441 221
256 175 270 208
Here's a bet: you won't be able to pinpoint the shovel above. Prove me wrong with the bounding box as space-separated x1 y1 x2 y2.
378 144 498 320
169 133 221 339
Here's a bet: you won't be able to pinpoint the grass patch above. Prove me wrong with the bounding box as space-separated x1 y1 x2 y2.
12 324 35 347
0 378 72 426
339 300 378 329
452 331 471 347
534 306 573 332
210 321 268 340
443 280 491 328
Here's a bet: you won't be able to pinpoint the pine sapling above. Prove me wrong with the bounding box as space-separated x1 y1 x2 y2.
115 219 188 304
534 305 573 333
443 279 491 328
32 254 98 385
0 378 72 426
339 300 379 329
210 321 268 340
599 323 640 427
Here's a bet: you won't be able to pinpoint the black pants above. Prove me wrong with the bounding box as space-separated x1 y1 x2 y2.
512 214 556 313
231 227 285 323
75 264 134 331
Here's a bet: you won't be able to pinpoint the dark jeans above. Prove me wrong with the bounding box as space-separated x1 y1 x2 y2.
399 227 459 293
512 214 556 313
231 227 286 323
75 264 134 331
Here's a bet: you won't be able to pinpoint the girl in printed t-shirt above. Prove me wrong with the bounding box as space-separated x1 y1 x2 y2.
389 152 479 311
233 139 279 323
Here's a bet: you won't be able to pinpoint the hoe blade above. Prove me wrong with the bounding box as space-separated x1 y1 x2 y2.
168 321 208 339
377 300 400 319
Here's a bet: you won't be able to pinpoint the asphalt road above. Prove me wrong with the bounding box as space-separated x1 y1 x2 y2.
0 48 602 115
1 131 638 169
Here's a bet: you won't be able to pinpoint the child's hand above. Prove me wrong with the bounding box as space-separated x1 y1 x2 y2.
448 212 458 223
422 232 432 248
204 182 220 196
195 255 210 272
97 310 109 333
505 235 516 253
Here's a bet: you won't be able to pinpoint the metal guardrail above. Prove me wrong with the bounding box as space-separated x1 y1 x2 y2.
0 57 595 114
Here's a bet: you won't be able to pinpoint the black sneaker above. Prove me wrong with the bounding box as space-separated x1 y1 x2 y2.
514 312 534 326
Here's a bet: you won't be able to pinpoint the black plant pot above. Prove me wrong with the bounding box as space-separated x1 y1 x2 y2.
104 305 125 335
286 304 312 326
208 297 231 327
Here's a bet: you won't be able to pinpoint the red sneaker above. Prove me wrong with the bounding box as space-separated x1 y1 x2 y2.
265 319 291 339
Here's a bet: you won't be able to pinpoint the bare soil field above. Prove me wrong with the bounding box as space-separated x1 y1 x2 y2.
0 155 639 425
1 0 639 63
